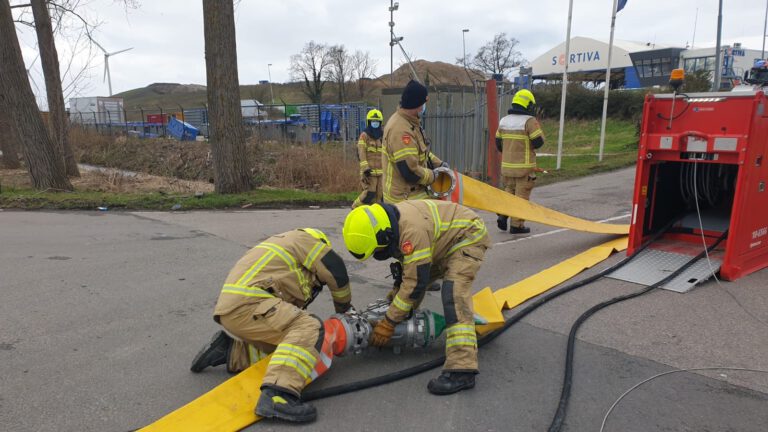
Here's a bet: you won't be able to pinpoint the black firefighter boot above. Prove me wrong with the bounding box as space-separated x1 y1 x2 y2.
496 214 508 231
255 386 317 423
190 330 232 373
427 371 476 395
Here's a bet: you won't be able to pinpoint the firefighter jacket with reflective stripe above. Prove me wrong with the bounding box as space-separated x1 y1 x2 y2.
496 113 544 178
382 109 443 203
385 200 490 323
356 131 383 176
213 230 352 319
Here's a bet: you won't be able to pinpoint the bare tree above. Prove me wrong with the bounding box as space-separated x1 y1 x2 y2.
202 0 251 194
328 45 353 103
0 0 72 190
0 107 21 169
471 32 525 78
290 41 331 103
351 50 377 100
31 0 79 177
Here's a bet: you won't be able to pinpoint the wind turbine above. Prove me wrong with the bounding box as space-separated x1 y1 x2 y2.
92 40 133 96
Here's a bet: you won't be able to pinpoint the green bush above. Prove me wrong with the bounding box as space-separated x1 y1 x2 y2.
532 84 646 121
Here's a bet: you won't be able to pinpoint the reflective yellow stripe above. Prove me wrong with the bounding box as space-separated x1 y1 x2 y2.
392 294 412 312
392 147 418 161
420 168 432 184
447 324 475 333
257 243 309 298
424 200 441 242
495 130 502 138
366 146 382 153
446 339 478 348
302 241 327 269
529 129 543 139
501 161 536 169
275 344 317 367
357 139 367 147
359 160 370 167
498 133 529 141
269 356 312 379
236 250 276 285
403 247 432 264
370 169 383 175
447 221 488 256
220 283 273 298
331 285 351 299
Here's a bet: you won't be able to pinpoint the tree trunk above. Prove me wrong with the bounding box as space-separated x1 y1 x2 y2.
0 0 72 191
0 107 21 169
202 0 251 194
31 0 79 177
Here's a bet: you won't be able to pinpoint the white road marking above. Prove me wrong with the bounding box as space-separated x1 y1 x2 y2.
492 213 631 246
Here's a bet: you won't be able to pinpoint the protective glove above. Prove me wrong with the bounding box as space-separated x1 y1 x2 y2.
370 319 396 347
439 161 450 169
363 168 373 177
334 302 353 314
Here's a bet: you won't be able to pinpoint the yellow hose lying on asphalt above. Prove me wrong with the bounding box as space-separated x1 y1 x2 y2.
437 171 629 235
139 236 628 431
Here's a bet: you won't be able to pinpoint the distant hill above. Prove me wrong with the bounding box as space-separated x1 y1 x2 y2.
114 60 487 110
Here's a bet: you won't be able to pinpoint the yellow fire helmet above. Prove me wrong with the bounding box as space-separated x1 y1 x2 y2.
366 109 384 122
342 204 392 261
300 228 331 248
512 89 536 109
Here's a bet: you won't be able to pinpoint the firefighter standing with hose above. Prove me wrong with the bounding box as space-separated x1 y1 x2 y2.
352 109 385 208
495 89 545 234
342 201 490 394
190 228 354 423
382 80 448 204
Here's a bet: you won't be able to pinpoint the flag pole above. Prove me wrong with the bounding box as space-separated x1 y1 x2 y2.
598 0 620 162
556 0 574 170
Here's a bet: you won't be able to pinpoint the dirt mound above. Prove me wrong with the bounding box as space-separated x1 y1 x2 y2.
377 60 486 87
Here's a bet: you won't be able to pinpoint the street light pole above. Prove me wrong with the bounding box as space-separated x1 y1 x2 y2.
462 29 469 66
762 0 768 58
389 1 399 86
712 0 723 91
267 63 274 104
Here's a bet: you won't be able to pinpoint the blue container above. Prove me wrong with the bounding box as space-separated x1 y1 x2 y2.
167 117 199 141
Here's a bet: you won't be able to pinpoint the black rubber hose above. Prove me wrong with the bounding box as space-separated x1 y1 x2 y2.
546 231 728 432
302 226 668 402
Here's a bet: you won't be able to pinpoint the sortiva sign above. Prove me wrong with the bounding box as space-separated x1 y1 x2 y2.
551 51 602 66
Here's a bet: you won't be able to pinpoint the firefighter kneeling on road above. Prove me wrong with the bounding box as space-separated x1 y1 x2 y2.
382 79 448 203
495 89 545 234
190 228 354 423
352 109 385 208
342 201 490 394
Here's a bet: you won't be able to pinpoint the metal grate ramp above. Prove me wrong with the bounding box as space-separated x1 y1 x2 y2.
607 244 723 293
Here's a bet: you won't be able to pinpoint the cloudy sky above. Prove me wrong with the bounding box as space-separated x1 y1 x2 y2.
11 0 766 104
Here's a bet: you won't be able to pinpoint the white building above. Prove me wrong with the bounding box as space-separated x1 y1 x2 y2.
530 37 763 89
69 97 124 123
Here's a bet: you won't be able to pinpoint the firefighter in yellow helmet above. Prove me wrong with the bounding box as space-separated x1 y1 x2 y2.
495 89 545 234
191 228 354 423
342 201 490 395
352 109 385 208
382 80 448 203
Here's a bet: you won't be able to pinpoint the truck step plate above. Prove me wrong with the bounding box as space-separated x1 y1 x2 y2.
607 241 723 293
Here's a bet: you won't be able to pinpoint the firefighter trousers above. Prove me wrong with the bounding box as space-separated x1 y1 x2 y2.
502 174 536 228
352 175 382 208
218 297 326 397
440 243 486 372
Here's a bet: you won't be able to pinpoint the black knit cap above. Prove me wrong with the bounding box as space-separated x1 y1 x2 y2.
400 80 428 109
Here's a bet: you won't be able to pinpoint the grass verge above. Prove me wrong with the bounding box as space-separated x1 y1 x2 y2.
0 187 357 211
534 118 638 186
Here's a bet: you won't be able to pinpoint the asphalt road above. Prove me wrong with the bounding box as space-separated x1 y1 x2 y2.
2 167 767 432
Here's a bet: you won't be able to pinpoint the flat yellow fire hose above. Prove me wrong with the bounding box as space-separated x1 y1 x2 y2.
140 177 629 431
439 172 629 235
